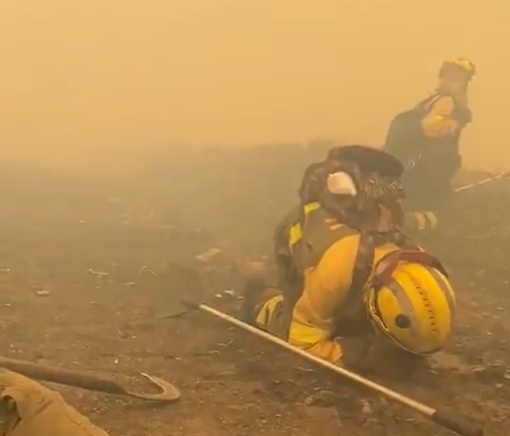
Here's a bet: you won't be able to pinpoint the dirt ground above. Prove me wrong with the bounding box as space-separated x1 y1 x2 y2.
2 145 510 436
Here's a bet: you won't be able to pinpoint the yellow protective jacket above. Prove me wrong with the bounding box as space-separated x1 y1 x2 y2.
286 203 410 364
421 93 470 138
412 90 471 183
0 369 109 436
289 234 402 364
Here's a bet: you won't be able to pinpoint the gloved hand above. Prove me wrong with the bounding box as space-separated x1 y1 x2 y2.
0 369 109 436
455 105 472 125
362 340 426 379
340 336 426 380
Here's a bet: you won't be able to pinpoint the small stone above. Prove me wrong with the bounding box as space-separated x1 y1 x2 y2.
471 364 507 382
360 399 372 414
302 390 336 407
195 248 222 263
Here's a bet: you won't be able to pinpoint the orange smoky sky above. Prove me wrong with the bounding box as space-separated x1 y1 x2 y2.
0 0 507 169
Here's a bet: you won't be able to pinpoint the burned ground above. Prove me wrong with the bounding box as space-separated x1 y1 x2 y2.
2 145 510 436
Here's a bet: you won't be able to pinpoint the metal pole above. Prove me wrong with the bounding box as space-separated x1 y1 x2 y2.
197 303 483 436
454 169 509 193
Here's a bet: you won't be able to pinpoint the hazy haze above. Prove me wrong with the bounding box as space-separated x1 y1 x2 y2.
0 0 507 169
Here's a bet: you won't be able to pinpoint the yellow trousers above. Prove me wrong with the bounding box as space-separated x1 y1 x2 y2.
255 296 425 379
255 294 290 340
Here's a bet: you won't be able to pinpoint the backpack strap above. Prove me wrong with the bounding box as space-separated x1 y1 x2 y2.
414 92 446 115
331 230 418 337
350 230 417 294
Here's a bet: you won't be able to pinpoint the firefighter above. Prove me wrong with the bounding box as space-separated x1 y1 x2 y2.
0 369 109 436
384 57 476 231
242 148 455 378
250 204 455 378
253 145 407 332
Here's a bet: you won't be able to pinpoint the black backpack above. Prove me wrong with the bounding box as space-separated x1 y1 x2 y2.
384 94 443 162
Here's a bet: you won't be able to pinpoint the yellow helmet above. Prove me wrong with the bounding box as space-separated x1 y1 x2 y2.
439 57 476 81
367 250 456 355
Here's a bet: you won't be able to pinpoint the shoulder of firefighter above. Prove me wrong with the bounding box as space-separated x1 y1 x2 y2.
0 369 109 436
420 57 475 138
286 204 456 365
420 94 471 137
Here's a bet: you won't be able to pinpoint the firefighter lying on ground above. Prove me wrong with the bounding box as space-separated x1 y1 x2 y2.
384 57 476 231
241 145 456 378
0 369 109 436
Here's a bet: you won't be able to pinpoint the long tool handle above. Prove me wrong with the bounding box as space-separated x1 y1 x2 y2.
454 169 509 193
198 304 483 436
0 357 181 402
0 357 127 394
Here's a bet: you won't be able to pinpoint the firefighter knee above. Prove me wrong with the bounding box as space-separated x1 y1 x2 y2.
255 294 289 339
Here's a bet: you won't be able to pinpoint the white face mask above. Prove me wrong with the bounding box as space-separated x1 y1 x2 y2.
327 172 357 196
